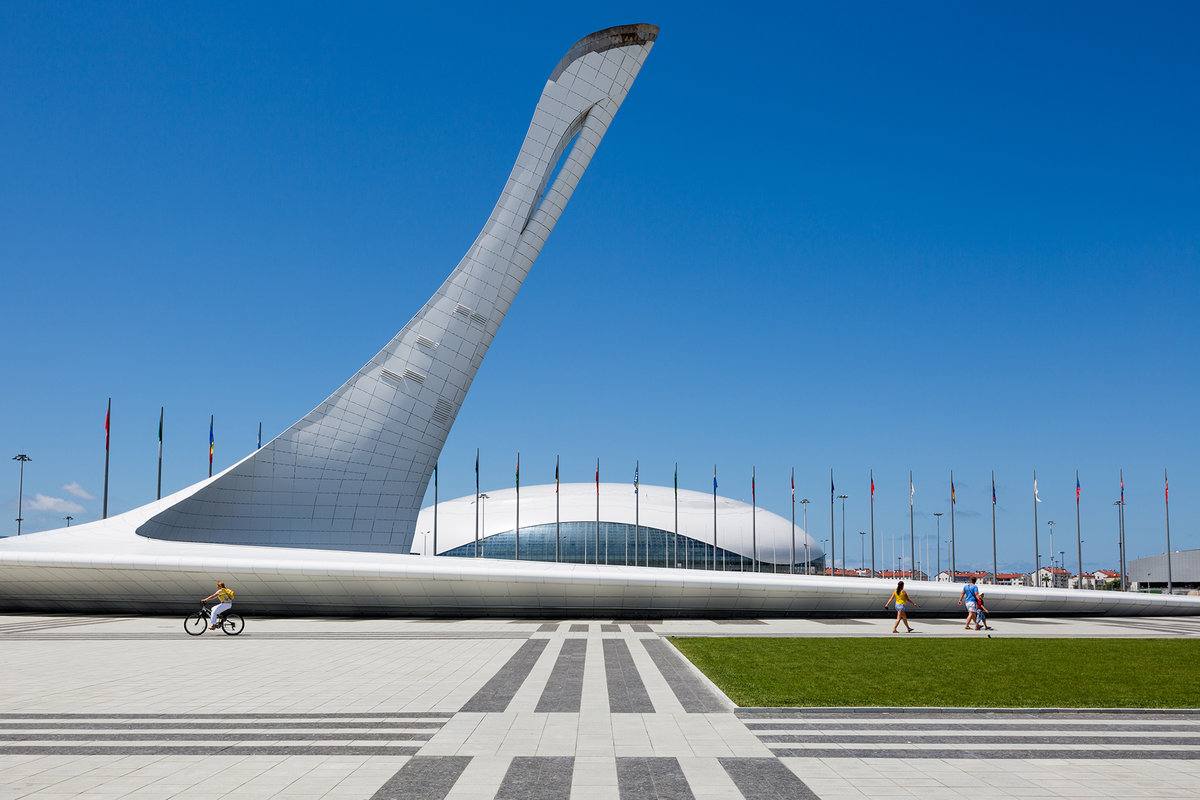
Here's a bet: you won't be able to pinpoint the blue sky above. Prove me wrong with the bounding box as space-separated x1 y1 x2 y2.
2 2 1197 575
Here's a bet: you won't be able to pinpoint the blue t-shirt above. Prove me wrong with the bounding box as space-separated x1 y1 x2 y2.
963 583 980 604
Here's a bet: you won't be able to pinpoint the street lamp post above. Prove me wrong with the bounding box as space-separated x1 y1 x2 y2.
821 538 828 574
64 515 73 527
12 454 31 535
933 512 943 579
858 531 867 575
1047 520 1056 582
478 493 489 557
838 494 849 576
800 499 811 573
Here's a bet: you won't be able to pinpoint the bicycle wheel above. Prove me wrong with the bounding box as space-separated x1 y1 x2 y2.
184 613 207 636
221 612 244 636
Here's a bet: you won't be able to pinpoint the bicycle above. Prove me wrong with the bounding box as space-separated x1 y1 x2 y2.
184 603 244 636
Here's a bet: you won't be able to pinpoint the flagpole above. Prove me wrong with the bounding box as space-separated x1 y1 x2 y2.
790 468 796 575
869 469 875 577
632 460 638 567
258 421 262 449
1031 469 1039 585
673 462 678 568
949 470 956 580
907 471 913 579
157 406 163 500
829 468 835 577
103 398 111 519
1119 469 1126 591
1165 468 1172 594
474 448 480 558
515 452 520 562
751 466 757 572
991 470 998 582
208 415 214 478
433 462 438 556
1080 470 1089 587
713 464 719 571
595 458 600 565
555 455 560 563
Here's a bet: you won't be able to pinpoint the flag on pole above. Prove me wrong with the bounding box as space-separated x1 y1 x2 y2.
1165 472 1169 503
105 406 111 451
714 466 718 492
555 456 559 493
634 462 638 494
992 474 996 505
595 459 599 494
515 453 519 490
209 418 214 465
1034 477 1042 502
951 478 956 505
870 475 875 502
1120 474 1124 504
830 473 834 500
1076 475 1081 503
910 476 914 506
791 471 794 501
751 470 755 502
158 409 163 449
674 463 678 498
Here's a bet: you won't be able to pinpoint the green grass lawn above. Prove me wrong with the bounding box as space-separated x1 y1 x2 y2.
668 637 1200 708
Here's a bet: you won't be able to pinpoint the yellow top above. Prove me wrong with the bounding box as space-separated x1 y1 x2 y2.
217 587 234 603
892 589 910 605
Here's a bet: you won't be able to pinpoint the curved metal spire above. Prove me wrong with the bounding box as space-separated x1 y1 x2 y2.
137 25 659 552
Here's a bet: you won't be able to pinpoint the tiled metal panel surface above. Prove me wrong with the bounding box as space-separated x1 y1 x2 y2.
133 25 659 553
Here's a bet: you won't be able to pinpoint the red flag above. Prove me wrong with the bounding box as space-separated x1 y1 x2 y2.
870 476 875 502
105 407 110 451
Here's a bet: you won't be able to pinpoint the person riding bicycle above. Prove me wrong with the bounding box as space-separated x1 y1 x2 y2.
202 581 235 630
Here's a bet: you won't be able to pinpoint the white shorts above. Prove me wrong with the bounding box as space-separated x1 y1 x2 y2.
966 601 978 613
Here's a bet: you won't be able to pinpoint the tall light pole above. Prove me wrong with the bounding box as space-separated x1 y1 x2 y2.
12 454 31 535
933 513 943 578
838 494 849 576
858 531 867 575
821 538 828 573
478 492 489 558
1114 499 1126 591
800 499 811 573
64 515 73 527
1047 520 1056 578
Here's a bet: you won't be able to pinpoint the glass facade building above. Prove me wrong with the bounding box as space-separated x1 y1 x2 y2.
441 521 824 573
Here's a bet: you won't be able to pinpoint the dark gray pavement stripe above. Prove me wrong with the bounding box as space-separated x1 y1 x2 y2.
641 639 726 713
0 712 453 719
771 747 1200 759
0 732 434 742
810 619 870 625
747 722 1200 732
536 639 587 713
461 639 549 713
616 757 695 799
601 624 620 632
0 721 445 730
630 623 654 632
759 734 1200 745
569 623 589 633
603 640 654 713
370 755 473 800
712 619 767 625
538 623 560 632
0 745 422 756
496 756 574 800
719 757 820 800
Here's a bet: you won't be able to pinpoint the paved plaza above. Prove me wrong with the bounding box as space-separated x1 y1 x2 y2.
0 614 1198 799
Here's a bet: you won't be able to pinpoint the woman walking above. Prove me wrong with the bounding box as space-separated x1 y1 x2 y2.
884 580 917 633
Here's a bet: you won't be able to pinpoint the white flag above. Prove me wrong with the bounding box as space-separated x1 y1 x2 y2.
910 478 914 505
1034 479 1042 503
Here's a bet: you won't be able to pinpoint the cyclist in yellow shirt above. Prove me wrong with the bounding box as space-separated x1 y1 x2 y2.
202 581 235 630
883 580 917 633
